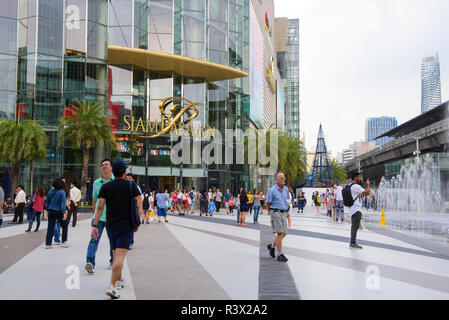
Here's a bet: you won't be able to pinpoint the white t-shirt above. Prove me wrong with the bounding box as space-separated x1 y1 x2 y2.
349 184 365 216
335 186 343 201
149 195 154 209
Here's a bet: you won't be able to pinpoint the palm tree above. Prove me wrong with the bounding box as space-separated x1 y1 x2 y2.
328 158 347 185
244 127 307 189
0 119 48 197
59 99 115 201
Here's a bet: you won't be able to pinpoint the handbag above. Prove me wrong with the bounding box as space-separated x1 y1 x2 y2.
128 181 141 228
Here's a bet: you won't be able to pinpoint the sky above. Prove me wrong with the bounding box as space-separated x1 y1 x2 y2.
274 0 449 157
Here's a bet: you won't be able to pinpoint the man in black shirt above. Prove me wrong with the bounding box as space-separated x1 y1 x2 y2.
92 160 143 299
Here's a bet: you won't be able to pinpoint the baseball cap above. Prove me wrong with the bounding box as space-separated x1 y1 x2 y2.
112 160 128 171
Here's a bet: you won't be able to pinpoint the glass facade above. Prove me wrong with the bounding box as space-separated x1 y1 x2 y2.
0 0 251 194
365 116 397 146
421 53 442 114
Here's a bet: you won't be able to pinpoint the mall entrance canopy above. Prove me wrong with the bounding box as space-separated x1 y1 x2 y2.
108 45 248 82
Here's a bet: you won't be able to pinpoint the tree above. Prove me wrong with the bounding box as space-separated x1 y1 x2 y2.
327 159 347 185
244 127 307 189
59 99 115 201
0 119 48 197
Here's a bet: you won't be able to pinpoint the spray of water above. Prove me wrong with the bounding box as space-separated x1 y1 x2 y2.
370 154 447 240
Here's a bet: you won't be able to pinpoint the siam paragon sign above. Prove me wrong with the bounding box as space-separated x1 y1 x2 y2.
122 97 216 139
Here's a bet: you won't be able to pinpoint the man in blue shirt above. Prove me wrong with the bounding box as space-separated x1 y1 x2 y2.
156 189 169 223
266 172 290 262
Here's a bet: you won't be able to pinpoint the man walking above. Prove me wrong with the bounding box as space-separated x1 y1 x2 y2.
215 188 222 213
85 159 114 274
333 183 344 223
92 160 142 299
12 185 26 224
297 192 306 213
266 172 291 262
156 189 169 223
67 182 81 227
125 173 142 250
348 173 370 249
189 187 197 215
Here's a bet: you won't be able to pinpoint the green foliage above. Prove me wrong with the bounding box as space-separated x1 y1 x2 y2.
244 127 307 186
58 99 115 151
328 158 347 184
0 119 48 164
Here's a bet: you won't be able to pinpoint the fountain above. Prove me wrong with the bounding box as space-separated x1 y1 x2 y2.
367 154 448 242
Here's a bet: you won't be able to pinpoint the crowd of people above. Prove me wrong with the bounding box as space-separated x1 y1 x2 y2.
0 157 371 299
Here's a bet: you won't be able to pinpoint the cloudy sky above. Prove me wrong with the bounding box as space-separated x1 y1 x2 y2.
274 0 449 157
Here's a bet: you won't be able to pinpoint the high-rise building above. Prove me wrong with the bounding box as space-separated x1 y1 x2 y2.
421 53 442 114
365 116 398 146
275 17 299 138
340 141 377 165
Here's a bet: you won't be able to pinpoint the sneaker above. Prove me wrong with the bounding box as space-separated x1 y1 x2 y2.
34 229 39 232
115 279 125 290
158 220 161 224
349 243 363 249
61 242 69 248
54 242 61 245
105 284 120 299
277 254 288 262
85 262 95 274
146 222 150 224
25 229 31 232
165 220 168 223
267 244 275 258
45 245 52 249
107 263 113 270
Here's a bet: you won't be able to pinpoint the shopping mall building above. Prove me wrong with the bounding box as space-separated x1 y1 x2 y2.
0 0 296 195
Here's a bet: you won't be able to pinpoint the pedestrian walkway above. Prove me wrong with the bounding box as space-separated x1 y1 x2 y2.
1 206 449 299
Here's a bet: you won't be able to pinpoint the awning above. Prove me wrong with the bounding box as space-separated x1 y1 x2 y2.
107 45 248 82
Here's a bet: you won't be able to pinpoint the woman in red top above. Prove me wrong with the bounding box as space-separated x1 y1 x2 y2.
26 186 45 232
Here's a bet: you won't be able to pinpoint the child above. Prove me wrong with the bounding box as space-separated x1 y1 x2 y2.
149 209 155 222
208 200 216 217
229 196 234 215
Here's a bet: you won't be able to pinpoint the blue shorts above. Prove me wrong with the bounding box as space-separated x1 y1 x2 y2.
157 207 167 217
190 200 195 207
106 226 134 251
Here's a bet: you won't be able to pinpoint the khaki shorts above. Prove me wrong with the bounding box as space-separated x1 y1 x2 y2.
270 211 288 235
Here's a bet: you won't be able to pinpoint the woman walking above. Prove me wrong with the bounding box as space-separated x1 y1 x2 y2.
239 189 249 226
44 178 69 249
142 189 151 224
26 186 46 232
199 191 208 216
314 191 321 215
259 191 265 215
253 188 261 224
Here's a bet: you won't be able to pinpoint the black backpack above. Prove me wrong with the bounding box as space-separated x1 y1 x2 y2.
342 183 360 207
143 194 150 207
189 191 194 199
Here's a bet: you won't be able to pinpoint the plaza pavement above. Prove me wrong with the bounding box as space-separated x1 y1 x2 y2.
1 206 449 300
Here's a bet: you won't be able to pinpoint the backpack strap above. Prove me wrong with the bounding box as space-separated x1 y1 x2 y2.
349 183 360 203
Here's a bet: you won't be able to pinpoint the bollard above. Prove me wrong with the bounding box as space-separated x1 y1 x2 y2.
380 209 386 228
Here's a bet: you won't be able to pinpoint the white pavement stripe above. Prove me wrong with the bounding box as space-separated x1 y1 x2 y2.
166 222 259 300
0 218 136 300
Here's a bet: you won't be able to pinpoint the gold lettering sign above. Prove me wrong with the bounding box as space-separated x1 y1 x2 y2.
122 97 216 139
266 56 276 92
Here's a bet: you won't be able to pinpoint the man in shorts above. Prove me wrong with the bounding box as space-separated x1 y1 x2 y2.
92 160 142 299
189 187 197 215
156 189 169 223
266 172 291 262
